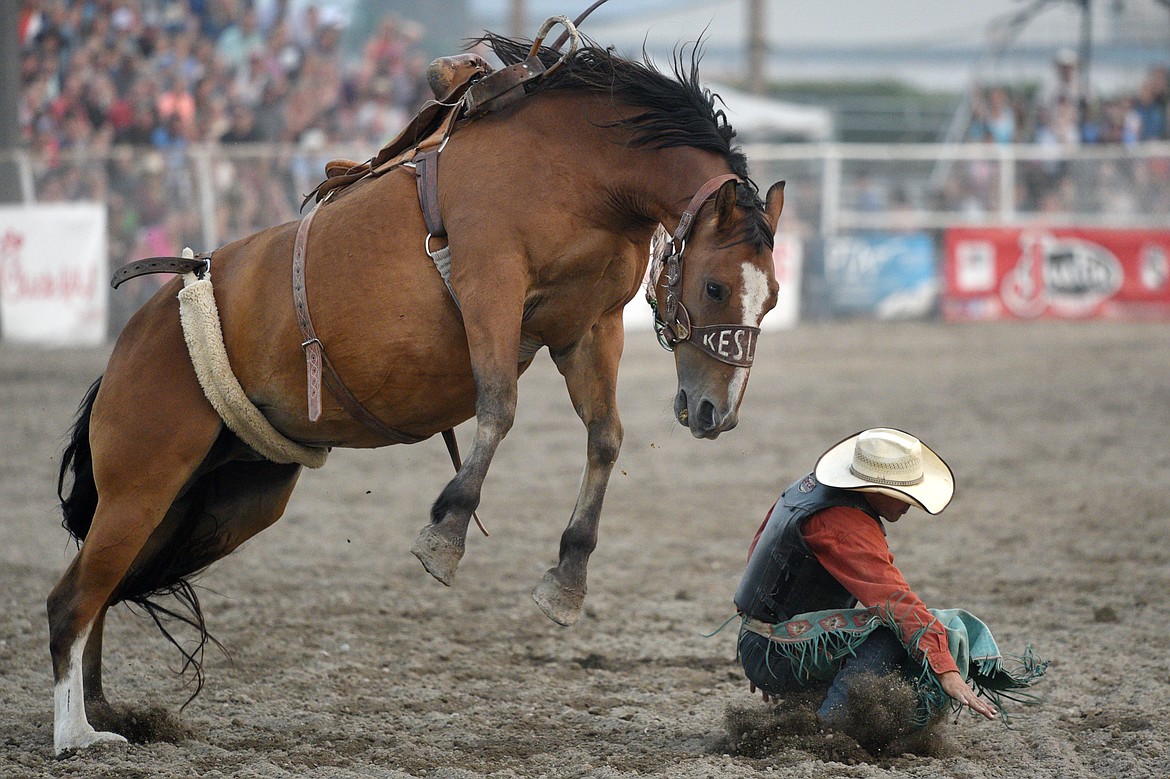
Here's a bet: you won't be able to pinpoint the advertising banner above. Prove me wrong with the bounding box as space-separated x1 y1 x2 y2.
821 232 938 319
0 203 108 345
943 227 1170 321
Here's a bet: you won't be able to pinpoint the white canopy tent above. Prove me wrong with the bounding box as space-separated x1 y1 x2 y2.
706 82 834 141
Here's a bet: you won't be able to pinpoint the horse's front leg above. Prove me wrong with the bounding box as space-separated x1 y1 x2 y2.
410 269 524 586
533 309 625 626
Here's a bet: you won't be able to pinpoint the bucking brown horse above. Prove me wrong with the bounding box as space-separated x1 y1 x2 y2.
49 29 784 754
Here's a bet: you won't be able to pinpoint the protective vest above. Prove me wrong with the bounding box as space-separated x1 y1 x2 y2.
734 473 884 623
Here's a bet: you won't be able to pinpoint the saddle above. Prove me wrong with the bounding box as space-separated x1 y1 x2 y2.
305 55 484 208
306 47 553 217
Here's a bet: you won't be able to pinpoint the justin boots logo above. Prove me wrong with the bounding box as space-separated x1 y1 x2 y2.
1001 231 1123 317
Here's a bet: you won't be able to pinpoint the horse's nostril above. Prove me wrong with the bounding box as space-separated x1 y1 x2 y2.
675 390 689 425
697 399 717 429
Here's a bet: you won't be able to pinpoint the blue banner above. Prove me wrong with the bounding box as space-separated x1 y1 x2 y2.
821 232 939 319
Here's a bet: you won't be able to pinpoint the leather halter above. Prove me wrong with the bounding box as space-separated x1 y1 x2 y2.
647 174 762 369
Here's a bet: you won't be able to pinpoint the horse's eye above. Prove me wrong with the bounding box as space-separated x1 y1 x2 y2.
706 282 727 302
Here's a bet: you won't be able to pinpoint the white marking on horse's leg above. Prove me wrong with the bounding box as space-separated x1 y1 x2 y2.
723 262 772 410
53 621 127 755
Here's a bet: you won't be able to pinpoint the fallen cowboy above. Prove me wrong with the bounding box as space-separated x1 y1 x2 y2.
730 428 1048 748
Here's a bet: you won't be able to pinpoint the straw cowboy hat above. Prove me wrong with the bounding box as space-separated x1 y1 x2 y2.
814 428 954 515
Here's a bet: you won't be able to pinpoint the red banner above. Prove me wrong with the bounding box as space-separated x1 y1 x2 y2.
942 227 1170 321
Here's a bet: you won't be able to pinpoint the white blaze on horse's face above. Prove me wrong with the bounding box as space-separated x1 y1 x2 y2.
720 260 773 414
672 254 777 440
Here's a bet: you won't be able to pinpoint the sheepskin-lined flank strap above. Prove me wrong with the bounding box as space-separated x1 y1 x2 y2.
177 256 328 468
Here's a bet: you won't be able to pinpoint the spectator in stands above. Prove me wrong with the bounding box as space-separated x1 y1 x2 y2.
219 103 264 144
853 171 886 212
984 87 1017 144
157 75 198 139
1133 70 1167 141
1040 48 1081 121
216 6 265 70
233 47 272 108
115 100 161 146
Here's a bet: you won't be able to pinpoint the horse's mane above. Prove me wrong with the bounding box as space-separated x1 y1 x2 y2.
475 33 774 250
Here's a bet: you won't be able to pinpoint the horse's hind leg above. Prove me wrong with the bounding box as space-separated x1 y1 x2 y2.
53 453 300 754
49 349 223 754
533 310 625 626
49 491 203 753
81 605 113 720
195 458 302 553
50 454 220 753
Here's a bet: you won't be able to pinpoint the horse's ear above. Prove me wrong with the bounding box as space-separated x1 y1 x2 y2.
764 181 786 232
715 178 738 230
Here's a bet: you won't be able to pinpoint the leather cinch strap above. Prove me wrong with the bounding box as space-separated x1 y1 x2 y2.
292 199 326 422
414 147 445 238
288 195 484 533
290 196 424 444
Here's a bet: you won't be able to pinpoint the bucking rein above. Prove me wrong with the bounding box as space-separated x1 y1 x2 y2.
109 9 762 534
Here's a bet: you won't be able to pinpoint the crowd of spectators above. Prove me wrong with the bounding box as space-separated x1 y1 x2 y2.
16 3 1170 326
19 0 433 157
934 52 1170 218
965 51 1168 147
17 0 436 323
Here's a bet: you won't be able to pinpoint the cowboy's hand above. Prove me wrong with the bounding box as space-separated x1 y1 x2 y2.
939 670 997 720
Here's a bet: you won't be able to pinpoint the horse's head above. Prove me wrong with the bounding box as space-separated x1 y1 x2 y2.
650 177 785 439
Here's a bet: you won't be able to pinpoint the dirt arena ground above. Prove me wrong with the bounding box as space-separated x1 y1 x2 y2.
2 320 1167 778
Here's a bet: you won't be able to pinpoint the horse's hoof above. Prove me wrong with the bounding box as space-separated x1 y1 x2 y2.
410 524 464 586
55 728 128 757
532 569 586 626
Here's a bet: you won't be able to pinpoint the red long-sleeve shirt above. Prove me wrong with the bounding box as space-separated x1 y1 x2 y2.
748 502 958 676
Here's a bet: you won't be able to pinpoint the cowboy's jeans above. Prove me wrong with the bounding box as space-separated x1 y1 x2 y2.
738 626 913 725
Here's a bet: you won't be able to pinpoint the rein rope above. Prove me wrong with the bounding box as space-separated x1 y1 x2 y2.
646 175 762 368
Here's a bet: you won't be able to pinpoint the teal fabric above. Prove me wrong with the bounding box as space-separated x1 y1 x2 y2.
932 607 999 680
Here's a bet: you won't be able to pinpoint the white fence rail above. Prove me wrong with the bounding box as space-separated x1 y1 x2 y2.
1 141 1167 332
744 141 1170 238
4 140 1168 245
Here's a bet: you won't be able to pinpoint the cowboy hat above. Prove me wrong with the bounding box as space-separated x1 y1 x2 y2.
814 428 954 515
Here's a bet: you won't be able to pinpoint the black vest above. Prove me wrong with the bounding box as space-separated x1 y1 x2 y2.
734 473 884 623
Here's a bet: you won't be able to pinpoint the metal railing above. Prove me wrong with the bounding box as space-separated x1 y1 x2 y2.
744 141 1170 238
2 140 1168 330
5 139 1168 242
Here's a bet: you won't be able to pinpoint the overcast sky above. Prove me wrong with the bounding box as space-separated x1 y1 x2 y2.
469 0 1087 46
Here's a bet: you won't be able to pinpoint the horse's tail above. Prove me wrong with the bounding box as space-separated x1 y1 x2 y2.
57 376 223 705
58 377 102 543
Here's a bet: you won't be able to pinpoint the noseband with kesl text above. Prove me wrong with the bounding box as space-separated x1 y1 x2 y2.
646 174 761 368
